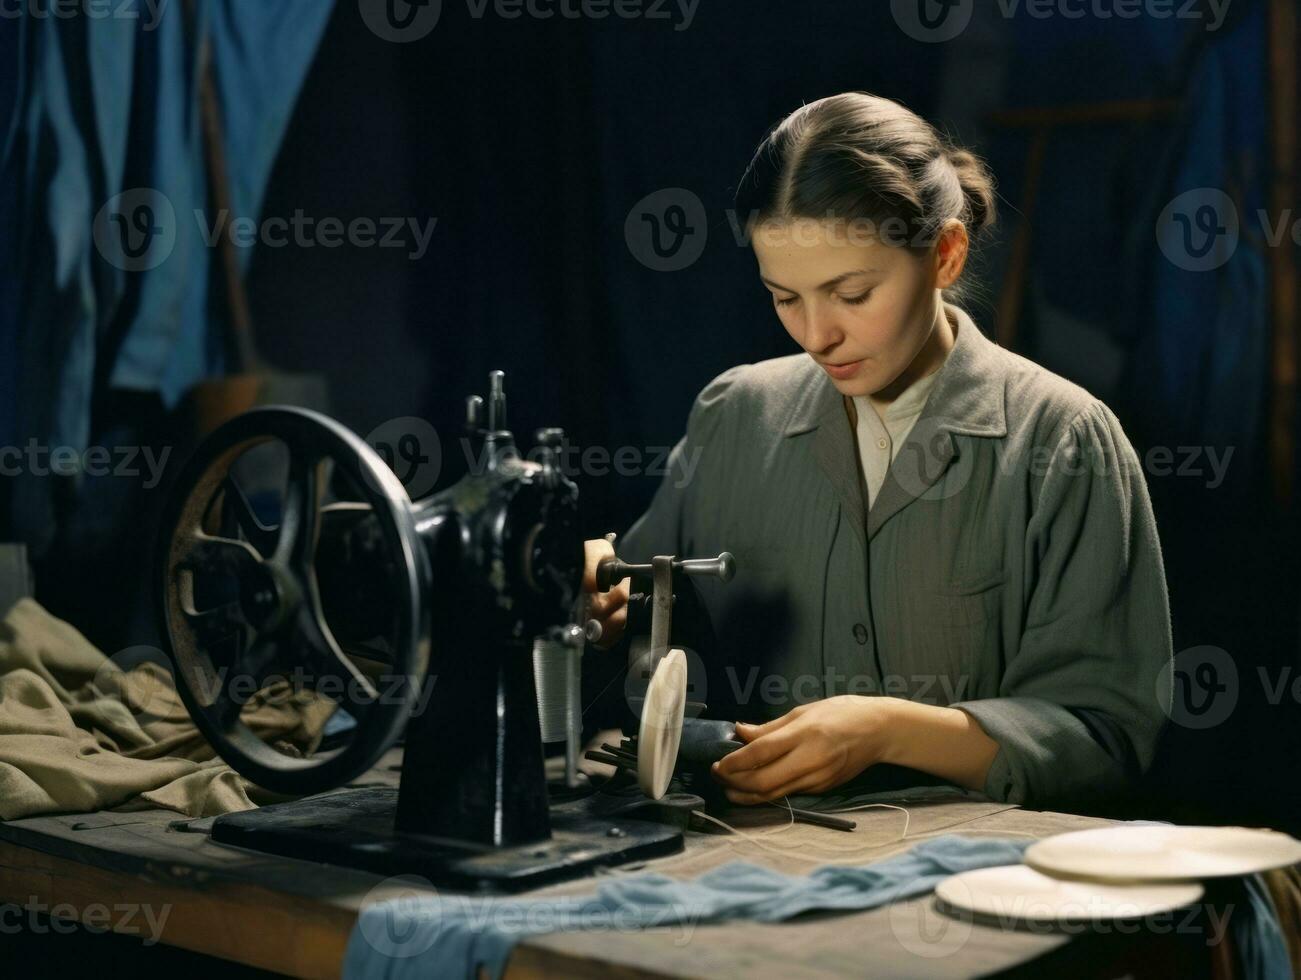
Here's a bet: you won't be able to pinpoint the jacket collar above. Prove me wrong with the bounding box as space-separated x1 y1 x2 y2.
781 303 1009 540
782 302 1008 440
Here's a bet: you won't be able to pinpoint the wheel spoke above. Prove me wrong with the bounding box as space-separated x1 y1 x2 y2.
297 604 380 707
177 531 261 579
275 453 333 566
221 475 278 557
183 599 246 646
210 636 281 730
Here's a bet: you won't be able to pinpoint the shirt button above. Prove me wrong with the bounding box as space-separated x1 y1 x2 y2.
877 438 888 450
852 623 869 645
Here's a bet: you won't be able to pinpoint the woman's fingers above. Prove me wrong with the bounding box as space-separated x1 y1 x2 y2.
582 538 629 649
594 604 627 649
714 726 798 778
724 763 839 806
716 745 808 796
733 708 800 743
582 538 615 593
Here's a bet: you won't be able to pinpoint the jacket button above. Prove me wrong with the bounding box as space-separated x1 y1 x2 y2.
852 623 869 645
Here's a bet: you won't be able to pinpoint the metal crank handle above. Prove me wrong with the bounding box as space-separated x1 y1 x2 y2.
595 552 736 593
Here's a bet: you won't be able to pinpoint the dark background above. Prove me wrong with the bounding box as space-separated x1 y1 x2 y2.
8 0 1300 830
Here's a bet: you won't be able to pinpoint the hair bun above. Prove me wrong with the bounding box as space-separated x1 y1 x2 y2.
944 147 997 236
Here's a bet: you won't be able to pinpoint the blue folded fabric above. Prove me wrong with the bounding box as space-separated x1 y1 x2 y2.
342 835 1030 980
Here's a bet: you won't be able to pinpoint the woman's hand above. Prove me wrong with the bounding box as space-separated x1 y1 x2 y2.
712 696 1001 805
582 538 630 649
711 696 895 804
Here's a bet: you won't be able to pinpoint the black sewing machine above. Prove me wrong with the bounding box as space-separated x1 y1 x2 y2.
155 371 733 891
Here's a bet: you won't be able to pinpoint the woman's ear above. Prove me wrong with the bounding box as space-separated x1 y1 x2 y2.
933 219 969 289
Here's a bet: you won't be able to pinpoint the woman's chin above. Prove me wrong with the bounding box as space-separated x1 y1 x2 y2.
825 369 882 397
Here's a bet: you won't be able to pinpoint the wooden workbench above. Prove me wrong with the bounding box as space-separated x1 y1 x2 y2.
0 751 1219 978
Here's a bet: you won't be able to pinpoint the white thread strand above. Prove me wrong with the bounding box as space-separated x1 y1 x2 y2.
686 801 1041 865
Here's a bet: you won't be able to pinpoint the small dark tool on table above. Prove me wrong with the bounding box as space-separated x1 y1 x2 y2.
156 371 725 891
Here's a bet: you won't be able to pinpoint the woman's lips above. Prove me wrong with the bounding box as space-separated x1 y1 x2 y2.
821 359 864 381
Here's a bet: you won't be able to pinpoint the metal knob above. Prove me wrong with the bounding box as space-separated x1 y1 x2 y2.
465 395 485 432
676 552 735 583
488 370 507 431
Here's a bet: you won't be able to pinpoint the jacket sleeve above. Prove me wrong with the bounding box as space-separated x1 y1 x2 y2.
950 400 1174 808
618 366 745 563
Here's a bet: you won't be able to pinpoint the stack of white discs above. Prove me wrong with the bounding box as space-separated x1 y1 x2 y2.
936 825 1301 927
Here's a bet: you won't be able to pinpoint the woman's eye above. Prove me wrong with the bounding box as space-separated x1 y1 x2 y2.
842 290 873 306
774 295 799 308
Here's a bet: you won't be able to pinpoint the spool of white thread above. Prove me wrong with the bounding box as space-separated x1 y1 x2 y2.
532 637 573 744
637 648 687 800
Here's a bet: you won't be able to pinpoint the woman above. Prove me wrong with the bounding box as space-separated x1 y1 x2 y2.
584 92 1173 812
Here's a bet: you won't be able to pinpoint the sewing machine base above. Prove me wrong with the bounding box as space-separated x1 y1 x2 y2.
211 786 702 893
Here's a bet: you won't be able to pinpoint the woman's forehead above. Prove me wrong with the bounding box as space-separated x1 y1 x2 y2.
752 220 901 283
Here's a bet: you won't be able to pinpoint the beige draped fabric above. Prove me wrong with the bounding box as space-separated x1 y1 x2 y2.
0 598 333 820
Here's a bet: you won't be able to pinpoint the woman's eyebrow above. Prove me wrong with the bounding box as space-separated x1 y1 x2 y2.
761 269 881 293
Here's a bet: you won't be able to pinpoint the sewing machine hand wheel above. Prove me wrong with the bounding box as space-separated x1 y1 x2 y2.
157 407 430 795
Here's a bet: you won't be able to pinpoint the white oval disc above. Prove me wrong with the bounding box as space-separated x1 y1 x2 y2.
1026 825 1301 882
637 648 687 800
936 864 1204 925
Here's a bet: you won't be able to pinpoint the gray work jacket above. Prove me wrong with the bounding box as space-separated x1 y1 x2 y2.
620 302 1173 808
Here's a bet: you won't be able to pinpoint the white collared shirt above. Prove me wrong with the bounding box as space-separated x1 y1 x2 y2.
851 367 942 509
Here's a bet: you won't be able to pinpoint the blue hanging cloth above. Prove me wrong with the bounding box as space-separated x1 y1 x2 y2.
0 0 335 554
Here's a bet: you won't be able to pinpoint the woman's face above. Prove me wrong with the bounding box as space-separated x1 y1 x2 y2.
751 218 949 398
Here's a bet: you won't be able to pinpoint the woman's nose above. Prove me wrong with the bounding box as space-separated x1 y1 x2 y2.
802 302 843 354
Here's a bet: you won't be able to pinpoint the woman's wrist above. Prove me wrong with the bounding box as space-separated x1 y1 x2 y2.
871 696 999 792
